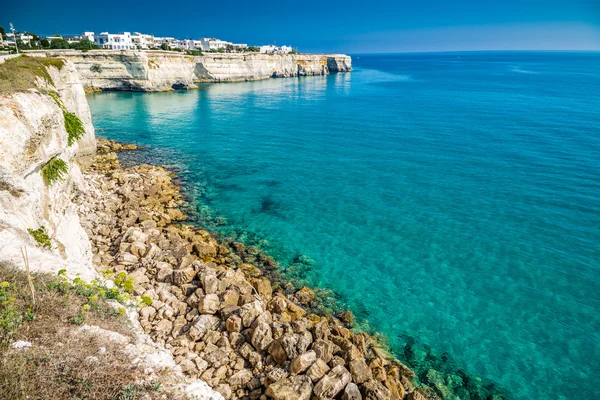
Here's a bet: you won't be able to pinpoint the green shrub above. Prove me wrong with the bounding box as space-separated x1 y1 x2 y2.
41 157 68 186
27 226 52 249
90 63 102 73
64 112 85 146
50 38 70 49
47 90 86 146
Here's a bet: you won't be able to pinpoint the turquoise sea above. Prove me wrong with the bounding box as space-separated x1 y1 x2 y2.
87 52 600 399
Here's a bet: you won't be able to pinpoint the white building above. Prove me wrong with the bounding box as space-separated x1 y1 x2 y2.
94 32 136 50
260 45 293 54
199 38 232 51
82 32 95 42
131 32 155 49
6 32 34 46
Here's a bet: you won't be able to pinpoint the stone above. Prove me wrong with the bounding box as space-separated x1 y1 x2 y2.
215 383 232 400
226 315 242 333
251 321 274 351
311 339 336 363
239 263 262 277
129 241 147 258
360 380 392 400
268 337 288 364
290 350 317 375
194 241 218 257
407 391 427 400
266 367 289 383
198 293 221 314
265 375 313 400
349 358 373 384
155 319 173 337
156 264 173 282
240 300 264 328
173 266 197 285
306 358 330 383
313 365 352 400
342 383 362 400
229 369 253 387
295 286 315 305
281 332 312 360
189 315 219 340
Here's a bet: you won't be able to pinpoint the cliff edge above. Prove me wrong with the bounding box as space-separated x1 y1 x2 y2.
25 50 352 92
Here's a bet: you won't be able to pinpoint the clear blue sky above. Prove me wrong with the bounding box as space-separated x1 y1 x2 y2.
4 0 600 53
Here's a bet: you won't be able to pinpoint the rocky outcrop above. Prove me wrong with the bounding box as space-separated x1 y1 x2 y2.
0 60 95 279
75 139 422 400
25 50 352 91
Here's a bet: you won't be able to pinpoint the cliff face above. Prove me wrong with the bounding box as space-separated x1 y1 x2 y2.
0 61 95 279
30 50 352 91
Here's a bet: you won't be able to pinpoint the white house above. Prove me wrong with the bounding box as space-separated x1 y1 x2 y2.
131 32 155 49
82 32 95 42
94 32 136 50
6 32 34 46
260 45 293 54
199 38 232 51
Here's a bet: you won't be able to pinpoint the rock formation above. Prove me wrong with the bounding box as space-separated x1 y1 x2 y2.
25 50 352 91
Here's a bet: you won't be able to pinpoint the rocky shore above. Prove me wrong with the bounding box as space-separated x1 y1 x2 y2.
76 138 428 400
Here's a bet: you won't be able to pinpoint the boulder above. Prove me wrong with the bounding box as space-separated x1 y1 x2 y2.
360 380 392 400
313 365 351 399
265 375 313 400
198 293 220 314
290 350 317 375
229 369 253 387
311 339 336 363
342 383 362 400
173 266 197 285
226 315 242 333
349 358 373 384
295 286 315 304
251 321 274 351
189 315 219 340
240 300 264 328
306 358 330 383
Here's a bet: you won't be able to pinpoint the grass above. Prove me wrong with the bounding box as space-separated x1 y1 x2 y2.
27 226 52 249
0 55 65 93
0 263 163 400
48 90 86 147
41 157 68 185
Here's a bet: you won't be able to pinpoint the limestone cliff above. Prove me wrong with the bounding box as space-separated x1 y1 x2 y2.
27 50 352 91
0 60 95 279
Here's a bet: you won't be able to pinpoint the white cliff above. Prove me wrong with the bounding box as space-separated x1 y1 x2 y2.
27 50 352 91
0 62 95 279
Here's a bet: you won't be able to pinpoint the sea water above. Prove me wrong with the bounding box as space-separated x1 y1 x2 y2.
87 52 600 399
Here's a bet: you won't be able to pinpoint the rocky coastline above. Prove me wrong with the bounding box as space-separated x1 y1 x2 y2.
25 50 353 92
76 138 426 400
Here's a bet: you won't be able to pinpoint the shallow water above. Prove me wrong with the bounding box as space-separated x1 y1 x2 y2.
88 52 600 399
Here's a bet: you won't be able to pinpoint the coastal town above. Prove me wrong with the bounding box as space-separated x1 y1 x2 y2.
0 24 295 54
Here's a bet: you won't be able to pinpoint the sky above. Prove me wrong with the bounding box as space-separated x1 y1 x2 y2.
3 0 600 53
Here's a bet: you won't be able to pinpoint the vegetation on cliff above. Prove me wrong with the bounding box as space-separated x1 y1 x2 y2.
41 157 68 186
48 90 86 146
0 55 64 93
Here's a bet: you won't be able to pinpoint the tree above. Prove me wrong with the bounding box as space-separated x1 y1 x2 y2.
225 44 235 53
50 38 70 49
160 43 169 51
70 39 95 51
0 26 6 40
246 46 260 53
40 38 50 48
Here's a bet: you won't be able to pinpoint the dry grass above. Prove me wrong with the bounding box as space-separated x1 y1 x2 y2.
0 262 163 400
0 55 65 93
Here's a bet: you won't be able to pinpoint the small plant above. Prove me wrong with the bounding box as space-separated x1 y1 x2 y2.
0 282 23 346
64 111 85 146
41 157 68 185
27 226 52 248
47 90 86 147
139 295 153 307
90 63 102 73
